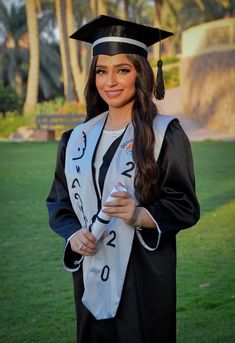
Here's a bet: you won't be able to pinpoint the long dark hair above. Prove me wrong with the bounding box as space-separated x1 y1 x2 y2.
85 54 159 206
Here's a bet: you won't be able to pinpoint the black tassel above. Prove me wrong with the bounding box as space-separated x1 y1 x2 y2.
154 59 165 100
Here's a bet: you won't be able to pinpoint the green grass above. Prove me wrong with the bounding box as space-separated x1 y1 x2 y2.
0 141 234 342
177 141 235 342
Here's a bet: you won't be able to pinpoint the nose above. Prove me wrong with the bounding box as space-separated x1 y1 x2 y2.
105 71 118 87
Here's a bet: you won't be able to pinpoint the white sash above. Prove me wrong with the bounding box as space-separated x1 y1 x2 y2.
65 111 174 319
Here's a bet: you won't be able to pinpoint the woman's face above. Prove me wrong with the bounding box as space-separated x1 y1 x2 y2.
95 54 137 110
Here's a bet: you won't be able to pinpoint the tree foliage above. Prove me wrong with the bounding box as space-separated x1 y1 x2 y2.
162 0 235 32
0 81 23 115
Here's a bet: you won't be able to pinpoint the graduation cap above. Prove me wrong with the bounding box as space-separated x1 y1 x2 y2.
70 15 173 100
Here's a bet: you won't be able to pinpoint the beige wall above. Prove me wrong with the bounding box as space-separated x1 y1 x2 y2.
180 18 235 133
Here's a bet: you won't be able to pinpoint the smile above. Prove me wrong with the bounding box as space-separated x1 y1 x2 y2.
105 90 123 98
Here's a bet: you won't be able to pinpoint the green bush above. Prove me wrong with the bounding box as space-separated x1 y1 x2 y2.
162 55 179 65
33 98 86 116
0 82 24 114
150 56 180 89
0 112 33 138
164 66 180 89
150 55 180 68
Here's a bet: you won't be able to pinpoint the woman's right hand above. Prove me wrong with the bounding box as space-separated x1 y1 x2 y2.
70 228 97 256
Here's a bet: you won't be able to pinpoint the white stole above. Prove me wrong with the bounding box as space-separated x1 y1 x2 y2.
65 111 174 320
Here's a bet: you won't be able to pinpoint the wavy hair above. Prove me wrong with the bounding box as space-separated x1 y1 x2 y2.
85 54 159 206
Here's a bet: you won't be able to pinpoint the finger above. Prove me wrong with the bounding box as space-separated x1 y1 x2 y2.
101 210 132 224
104 196 132 207
76 229 97 247
102 206 128 215
79 236 97 250
79 243 96 255
82 228 97 244
109 191 130 199
80 250 96 256
81 232 97 249
103 197 135 211
70 231 96 252
73 240 96 255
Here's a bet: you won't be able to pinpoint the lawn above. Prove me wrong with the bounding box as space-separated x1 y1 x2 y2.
0 141 234 342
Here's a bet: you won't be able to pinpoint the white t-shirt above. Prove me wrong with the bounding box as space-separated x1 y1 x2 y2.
94 128 125 197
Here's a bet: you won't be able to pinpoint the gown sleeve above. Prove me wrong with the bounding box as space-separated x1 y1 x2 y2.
46 130 82 240
145 119 200 235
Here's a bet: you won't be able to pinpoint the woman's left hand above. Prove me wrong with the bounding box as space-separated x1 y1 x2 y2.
102 190 136 225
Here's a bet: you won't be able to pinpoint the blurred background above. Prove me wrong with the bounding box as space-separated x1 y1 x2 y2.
0 0 235 140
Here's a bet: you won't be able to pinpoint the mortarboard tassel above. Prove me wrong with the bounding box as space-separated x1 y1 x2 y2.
155 59 165 100
154 33 165 100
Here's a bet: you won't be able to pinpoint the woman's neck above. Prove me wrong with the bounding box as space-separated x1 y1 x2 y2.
105 102 133 131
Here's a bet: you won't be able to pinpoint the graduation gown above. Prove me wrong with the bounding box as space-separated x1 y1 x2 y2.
47 119 200 343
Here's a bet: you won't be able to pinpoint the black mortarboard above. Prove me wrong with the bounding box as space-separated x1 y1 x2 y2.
70 15 173 100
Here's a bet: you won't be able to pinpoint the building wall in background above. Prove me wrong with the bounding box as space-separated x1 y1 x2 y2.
180 18 235 133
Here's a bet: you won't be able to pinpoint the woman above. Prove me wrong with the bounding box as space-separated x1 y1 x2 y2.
47 15 200 343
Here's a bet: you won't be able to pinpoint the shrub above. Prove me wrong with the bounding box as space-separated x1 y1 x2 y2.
0 112 33 138
33 98 86 116
164 67 180 89
150 55 180 68
0 82 24 115
150 56 180 89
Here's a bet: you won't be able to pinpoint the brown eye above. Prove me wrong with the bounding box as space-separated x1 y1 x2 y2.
117 68 130 74
96 69 106 75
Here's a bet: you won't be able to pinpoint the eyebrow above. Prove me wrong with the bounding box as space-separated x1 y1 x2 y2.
96 63 133 68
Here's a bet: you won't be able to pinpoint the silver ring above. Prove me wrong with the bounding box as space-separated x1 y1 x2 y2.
79 243 84 251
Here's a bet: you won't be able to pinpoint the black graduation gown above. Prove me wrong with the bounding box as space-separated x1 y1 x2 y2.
46 120 200 343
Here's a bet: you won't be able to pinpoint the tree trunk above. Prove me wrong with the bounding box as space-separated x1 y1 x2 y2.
23 0 40 115
123 0 129 19
90 0 98 15
90 0 107 15
97 0 107 15
66 0 86 104
55 0 75 101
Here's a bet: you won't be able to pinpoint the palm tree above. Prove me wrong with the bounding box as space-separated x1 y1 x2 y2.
97 0 108 15
66 0 87 104
39 40 62 99
0 0 62 104
0 0 27 96
23 0 41 115
55 0 76 101
90 0 108 15
123 0 129 19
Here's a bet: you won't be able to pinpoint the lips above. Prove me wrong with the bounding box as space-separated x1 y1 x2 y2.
105 90 123 98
